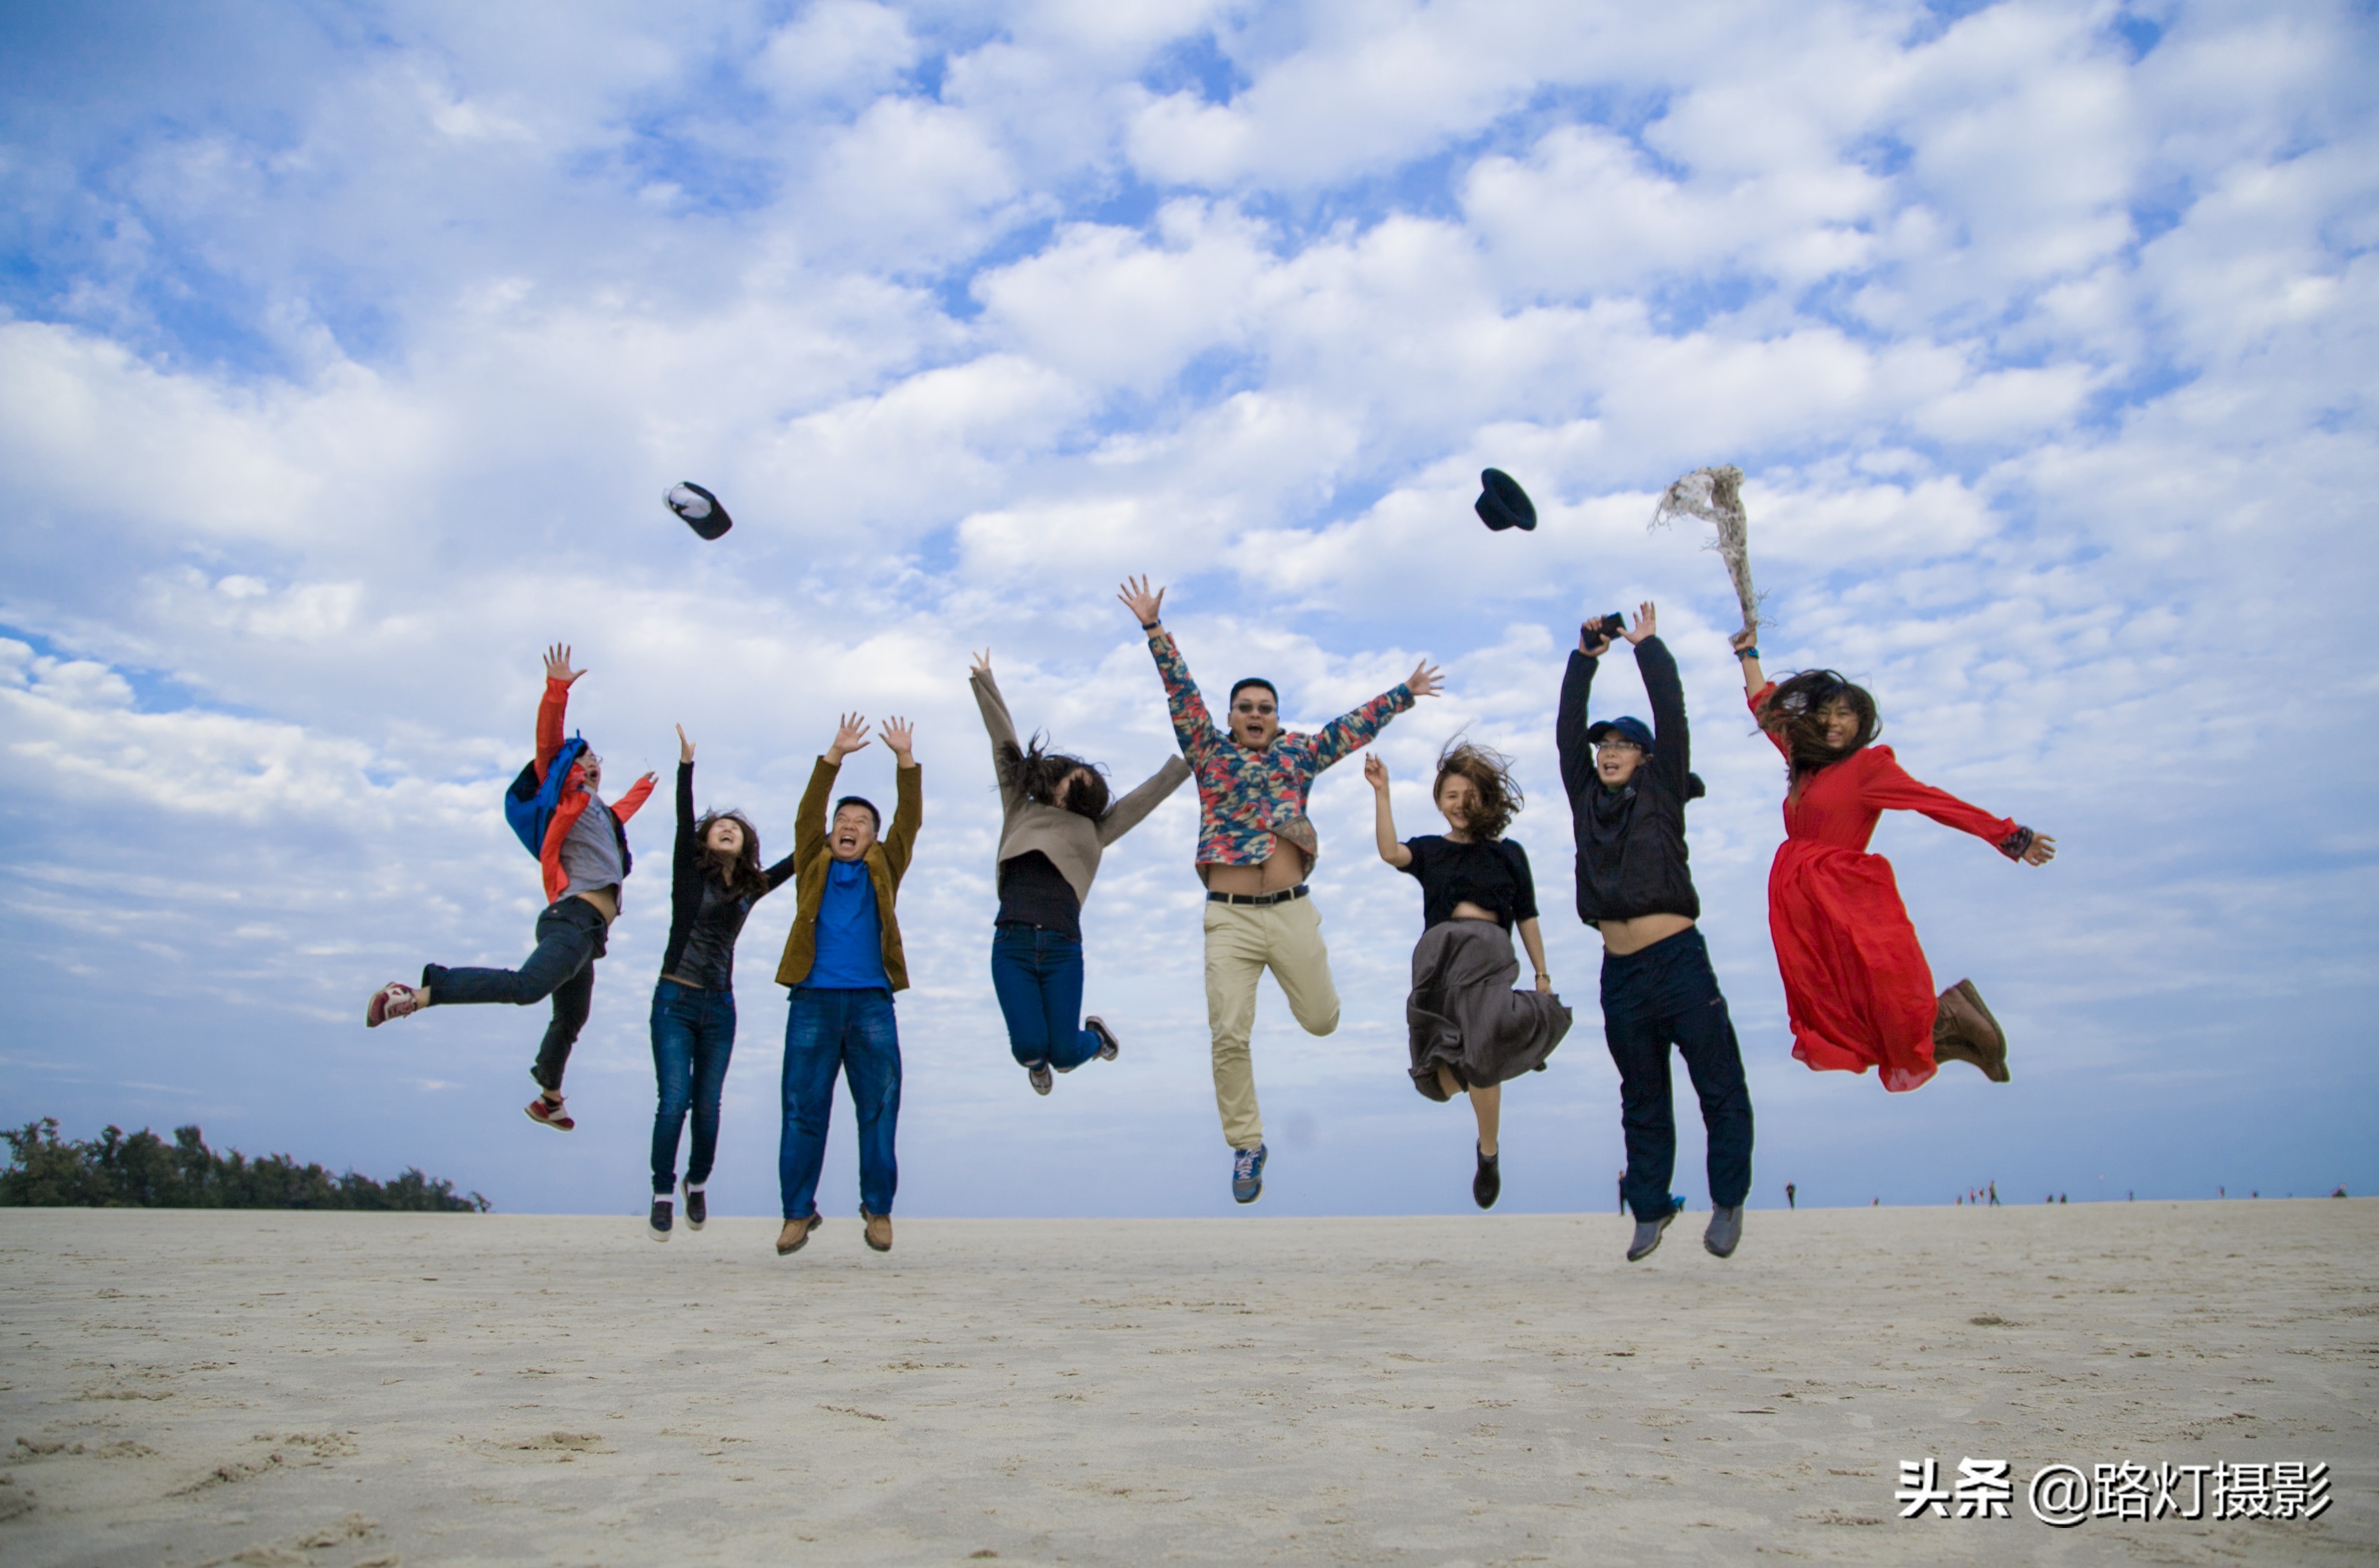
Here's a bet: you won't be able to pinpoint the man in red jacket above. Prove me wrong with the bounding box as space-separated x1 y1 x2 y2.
365 644 654 1133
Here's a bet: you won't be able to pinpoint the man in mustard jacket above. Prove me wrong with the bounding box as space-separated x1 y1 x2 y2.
773 712 922 1257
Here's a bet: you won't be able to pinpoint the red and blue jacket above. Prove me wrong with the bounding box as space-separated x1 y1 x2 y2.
532 677 653 905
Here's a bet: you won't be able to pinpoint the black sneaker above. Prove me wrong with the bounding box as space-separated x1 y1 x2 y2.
1086 1015 1120 1061
682 1184 708 1231
1472 1146 1501 1210
647 1197 673 1242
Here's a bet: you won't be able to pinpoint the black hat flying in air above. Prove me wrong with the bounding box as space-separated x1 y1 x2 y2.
1474 468 1536 532
666 482 733 541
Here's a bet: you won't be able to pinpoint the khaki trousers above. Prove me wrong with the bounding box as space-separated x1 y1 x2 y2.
1203 895 1341 1150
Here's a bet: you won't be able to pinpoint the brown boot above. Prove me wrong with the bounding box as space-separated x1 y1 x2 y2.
775 1214 820 1256
862 1209 892 1253
1935 980 2009 1083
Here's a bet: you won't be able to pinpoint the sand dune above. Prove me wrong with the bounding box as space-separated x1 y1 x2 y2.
1 1201 2371 1565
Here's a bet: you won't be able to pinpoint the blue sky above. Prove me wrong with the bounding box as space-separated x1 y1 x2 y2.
2 0 2374 1219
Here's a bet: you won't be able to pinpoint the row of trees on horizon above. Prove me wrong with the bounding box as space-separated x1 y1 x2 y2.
0 1118 490 1211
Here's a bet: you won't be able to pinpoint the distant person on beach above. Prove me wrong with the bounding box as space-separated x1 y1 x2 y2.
1733 632 2056 1092
366 644 655 1135
644 725 798 1242
1118 574 1440 1204
771 713 921 1259
970 651 1190 1096
1786 1182 1796 1209
1366 740 1570 1209
1559 602 1753 1264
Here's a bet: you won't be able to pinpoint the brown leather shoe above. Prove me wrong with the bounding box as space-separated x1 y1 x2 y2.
1935 979 2009 1083
775 1214 819 1256
861 1209 892 1253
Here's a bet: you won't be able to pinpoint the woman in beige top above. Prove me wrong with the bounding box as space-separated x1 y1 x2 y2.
971 652 1192 1096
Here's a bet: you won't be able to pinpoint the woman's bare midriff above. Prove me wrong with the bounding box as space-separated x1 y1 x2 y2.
1598 911 1693 956
1203 852 1308 896
1451 901 1498 922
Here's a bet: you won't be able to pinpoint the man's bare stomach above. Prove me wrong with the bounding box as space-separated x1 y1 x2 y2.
1597 911 1693 956
1203 852 1308 896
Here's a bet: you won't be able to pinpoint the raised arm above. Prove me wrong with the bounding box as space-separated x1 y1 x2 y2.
1312 657 1436 771
611 772 657 823
535 642 581 776
673 745 699 868
1096 755 1193 846
797 715 865 871
1556 619 1606 799
1362 753 1413 868
879 717 923 883
1627 610 1689 792
968 657 1023 810
1120 575 1221 763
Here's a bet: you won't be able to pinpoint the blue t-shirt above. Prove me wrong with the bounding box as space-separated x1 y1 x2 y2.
806 857 889 990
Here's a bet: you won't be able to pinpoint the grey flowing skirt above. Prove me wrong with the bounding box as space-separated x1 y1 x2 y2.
1406 919 1573 1100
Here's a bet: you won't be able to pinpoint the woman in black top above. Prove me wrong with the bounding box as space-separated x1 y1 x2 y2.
646 725 796 1240
1366 740 1572 1209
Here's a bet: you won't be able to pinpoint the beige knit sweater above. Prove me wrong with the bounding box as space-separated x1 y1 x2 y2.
971 667 1190 909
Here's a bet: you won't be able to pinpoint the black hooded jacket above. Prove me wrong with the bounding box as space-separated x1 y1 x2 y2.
1556 635 1704 926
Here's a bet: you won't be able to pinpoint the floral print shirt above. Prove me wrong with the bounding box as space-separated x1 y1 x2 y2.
1147 627 1413 871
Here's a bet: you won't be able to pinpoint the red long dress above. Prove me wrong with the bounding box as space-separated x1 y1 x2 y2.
1749 685 2017 1093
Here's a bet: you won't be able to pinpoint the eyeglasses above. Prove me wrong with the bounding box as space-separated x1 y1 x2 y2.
1594 740 1643 754
1231 704 1277 717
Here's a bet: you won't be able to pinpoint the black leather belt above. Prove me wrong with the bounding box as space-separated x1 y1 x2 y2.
1207 884 1310 906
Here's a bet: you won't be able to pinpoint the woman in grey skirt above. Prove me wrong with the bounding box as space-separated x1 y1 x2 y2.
1366 740 1571 1208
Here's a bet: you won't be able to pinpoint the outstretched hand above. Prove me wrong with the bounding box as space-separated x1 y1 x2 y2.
1728 627 1759 655
1622 601 1657 645
1580 621 1612 657
1405 658 1444 700
879 716 916 763
2021 832 2058 867
542 643 583 686
970 648 992 676
1363 753 1390 792
828 712 872 763
676 723 694 764
1116 575 1165 626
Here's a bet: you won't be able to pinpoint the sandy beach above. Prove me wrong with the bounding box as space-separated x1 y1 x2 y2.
1 1200 2370 1565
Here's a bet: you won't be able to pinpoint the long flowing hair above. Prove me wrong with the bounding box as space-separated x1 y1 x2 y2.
1433 738 1523 841
1756 669 1881 777
693 809 769 897
999 735 1112 819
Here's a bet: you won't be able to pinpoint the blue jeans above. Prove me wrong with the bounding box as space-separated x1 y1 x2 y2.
779 986 900 1221
1601 927 1754 1220
423 898 608 1093
650 979 735 1197
989 926 1104 1071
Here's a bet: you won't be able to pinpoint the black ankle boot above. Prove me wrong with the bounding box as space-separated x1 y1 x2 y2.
1472 1146 1501 1210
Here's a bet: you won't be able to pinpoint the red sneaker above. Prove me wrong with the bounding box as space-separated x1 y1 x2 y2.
524 1095 576 1132
366 982 421 1028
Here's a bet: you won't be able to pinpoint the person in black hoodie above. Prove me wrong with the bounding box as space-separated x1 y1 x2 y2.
645 724 797 1242
1557 602 1753 1263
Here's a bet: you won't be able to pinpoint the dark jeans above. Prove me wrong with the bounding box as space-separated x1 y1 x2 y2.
990 925 1104 1071
1601 926 1754 1220
423 898 608 1094
779 985 900 1222
650 978 736 1197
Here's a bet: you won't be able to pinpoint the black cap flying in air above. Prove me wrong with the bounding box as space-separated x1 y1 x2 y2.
1474 468 1536 532
666 482 733 541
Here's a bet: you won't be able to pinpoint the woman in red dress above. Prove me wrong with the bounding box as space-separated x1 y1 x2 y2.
1729 631 2056 1091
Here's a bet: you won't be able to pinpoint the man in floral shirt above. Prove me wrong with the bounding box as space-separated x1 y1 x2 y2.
1118 575 1442 1204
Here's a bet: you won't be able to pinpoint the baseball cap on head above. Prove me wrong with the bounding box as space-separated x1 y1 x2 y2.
1586 716 1655 751
1474 468 1537 532
666 482 733 541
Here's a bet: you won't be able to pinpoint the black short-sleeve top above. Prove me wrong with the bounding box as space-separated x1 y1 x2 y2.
1397 835 1539 931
